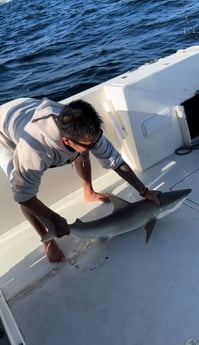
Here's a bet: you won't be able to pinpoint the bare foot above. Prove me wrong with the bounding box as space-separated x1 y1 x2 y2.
44 240 65 263
84 191 110 203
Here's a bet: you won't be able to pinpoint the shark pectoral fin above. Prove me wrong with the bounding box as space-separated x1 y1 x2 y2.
144 217 157 244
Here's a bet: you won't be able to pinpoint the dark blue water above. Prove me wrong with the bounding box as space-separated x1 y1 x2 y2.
0 0 199 105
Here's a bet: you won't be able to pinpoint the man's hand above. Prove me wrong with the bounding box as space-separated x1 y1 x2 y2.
50 214 70 238
40 214 70 243
84 190 110 203
143 189 161 206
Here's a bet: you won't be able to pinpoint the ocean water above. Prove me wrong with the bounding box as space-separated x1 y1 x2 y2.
0 0 199 105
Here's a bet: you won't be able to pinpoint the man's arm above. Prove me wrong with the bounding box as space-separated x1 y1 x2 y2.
74 152 110 202
115 161 160 205
91 135 159 204
20 196 70 239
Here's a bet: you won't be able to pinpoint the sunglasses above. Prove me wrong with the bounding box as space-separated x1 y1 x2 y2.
69 129 103 150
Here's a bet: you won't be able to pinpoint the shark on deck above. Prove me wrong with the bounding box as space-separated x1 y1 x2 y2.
41 189 192 243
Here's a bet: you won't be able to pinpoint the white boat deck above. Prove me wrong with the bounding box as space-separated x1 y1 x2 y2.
1 148 199 345
1 45 199 345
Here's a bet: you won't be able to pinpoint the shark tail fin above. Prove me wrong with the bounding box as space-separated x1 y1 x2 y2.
144 218 157 244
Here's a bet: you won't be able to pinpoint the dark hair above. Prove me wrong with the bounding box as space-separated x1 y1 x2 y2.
56 99 103 138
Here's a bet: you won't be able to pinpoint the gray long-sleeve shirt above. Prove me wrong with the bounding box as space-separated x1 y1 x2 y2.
0 97 123 202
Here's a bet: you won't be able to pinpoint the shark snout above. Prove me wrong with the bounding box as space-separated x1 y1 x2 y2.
158 188 192 206
172 188 192 199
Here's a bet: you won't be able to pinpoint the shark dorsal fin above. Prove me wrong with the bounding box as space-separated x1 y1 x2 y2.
110 195 131 211
144 217 157 244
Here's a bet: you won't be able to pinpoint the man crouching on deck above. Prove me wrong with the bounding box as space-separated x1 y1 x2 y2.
0 98 160 262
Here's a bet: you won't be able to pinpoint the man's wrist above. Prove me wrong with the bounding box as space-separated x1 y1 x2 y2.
51 212 66 223
139 187 149 197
